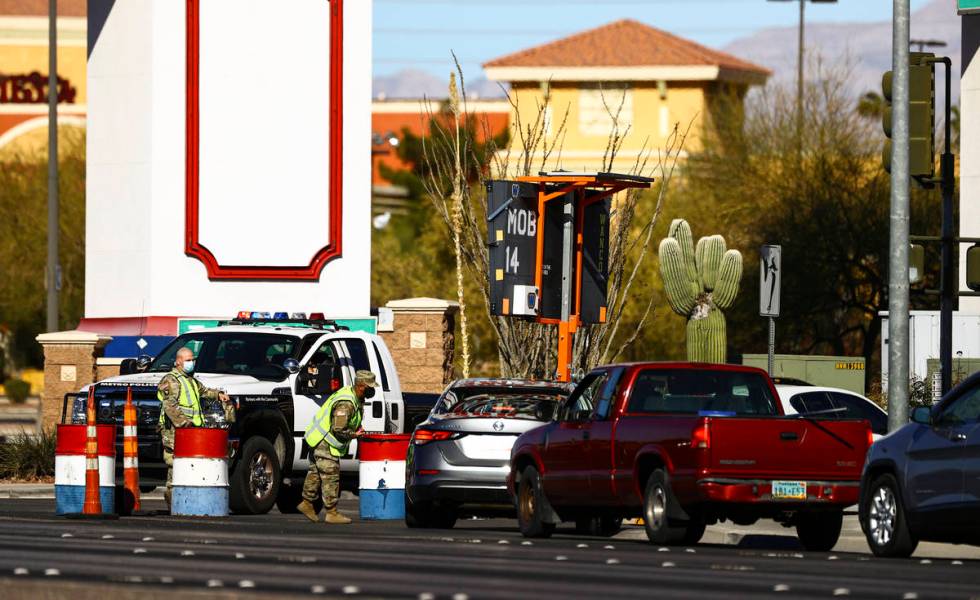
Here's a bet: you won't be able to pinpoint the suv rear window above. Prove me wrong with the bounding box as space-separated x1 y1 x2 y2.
627 369 777 416
448 394 561 421
434 385 569 415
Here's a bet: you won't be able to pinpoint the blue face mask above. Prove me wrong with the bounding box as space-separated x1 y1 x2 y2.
182 360 195 375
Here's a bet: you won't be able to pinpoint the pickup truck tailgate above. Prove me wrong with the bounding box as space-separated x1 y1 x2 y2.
703 417 870 481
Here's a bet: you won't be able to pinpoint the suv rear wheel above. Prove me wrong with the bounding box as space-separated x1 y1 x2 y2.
643 469 702 545
230 436 281 515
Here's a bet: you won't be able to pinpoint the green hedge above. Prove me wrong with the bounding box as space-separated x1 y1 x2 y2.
0 430 55 480
3 378 30 404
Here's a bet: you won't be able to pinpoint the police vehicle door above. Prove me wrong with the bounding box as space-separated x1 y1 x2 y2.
335 337 390 434
290 336 345 471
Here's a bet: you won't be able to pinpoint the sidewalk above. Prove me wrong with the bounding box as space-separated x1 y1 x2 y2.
0 483 164 500
616 515 980 560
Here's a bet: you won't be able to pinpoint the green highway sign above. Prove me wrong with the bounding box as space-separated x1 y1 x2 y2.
960 0 980 15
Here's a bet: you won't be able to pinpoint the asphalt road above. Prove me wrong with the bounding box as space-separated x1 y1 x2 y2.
0 497 978 600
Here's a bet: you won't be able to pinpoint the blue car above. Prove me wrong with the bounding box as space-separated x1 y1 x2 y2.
859 371 980 557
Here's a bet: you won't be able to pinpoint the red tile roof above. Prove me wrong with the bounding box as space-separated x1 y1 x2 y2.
484 19 769 76
0 0 86 17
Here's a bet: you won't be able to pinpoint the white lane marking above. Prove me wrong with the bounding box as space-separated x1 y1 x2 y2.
604 545 615 550
142 536 154 542
343 585 360 594
555 555 568 561
452 594 469 600
919 559 931 565
238 580 255 588
133 548 147 554
833 588 850 596
207 579 223 588
235 552 246 559
472 539 482 544
577 543 588 548
857 557 870 561
13 568 28 576
792 553 804 559
658 547 669 552
606 558 620 565
951 560 963 565
101 534 114 539
181 550 195 556
160 576 174 584
61 533 73 538
685 548 696 553
311 585 326 594
521 541 533 546
418 594 435 600
124 576 143 583
498 540 509 545
661 561 676 568
773 584 790 592
903 593 919 600
44 568 60 576
828 556 838 560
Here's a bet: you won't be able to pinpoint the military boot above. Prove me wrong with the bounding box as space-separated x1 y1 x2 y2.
323 508 352 524
297 500 320 523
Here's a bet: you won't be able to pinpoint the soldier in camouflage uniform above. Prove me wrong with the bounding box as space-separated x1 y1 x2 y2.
298 370 375 524
157 347 236 508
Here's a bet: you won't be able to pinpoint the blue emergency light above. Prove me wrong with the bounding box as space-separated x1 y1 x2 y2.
273 312 289 320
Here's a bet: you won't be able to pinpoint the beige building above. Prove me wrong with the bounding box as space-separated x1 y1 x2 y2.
484 19 770 172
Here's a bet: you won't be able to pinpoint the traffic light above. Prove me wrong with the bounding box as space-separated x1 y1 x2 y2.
881 52 936 180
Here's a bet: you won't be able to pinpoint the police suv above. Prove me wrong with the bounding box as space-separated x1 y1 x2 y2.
63 316 405 514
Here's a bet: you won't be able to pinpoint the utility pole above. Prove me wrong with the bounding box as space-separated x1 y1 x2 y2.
46 0 60 332
887 0 911 431
797 0 805 143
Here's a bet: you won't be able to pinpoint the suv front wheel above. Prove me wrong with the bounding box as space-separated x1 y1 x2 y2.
230 436 281 514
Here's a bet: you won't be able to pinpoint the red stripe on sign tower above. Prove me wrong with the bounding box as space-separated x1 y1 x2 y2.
122 387 141 514
83 388 102 515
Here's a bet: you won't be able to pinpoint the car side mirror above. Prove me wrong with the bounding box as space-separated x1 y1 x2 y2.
135 355 152 372
283 358 300 374
911 406 932 425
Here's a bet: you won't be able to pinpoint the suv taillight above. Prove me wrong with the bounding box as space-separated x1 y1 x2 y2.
691 420 710 449
412 429 460 446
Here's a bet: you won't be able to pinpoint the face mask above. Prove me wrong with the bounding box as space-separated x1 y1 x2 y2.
182 360 195 375
363 387 376 399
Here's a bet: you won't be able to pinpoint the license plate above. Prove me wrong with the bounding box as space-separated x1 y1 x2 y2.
772 481 806 500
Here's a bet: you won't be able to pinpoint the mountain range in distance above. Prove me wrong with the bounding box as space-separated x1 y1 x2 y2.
373 0 961 103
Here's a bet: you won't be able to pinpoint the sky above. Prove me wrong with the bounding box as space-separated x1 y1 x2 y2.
373 0 935 78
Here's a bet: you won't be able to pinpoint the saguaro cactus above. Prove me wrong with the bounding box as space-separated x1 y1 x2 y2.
659 219 743 363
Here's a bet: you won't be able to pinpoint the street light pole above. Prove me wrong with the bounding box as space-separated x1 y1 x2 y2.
46 0 60 333
797 0 805 143
887 0 911 431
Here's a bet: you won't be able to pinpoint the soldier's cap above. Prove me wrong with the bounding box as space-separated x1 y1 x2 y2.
354 370 379 387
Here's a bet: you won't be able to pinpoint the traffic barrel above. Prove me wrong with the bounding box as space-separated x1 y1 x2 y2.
55 402 115 515
171 427 229 516
358 433 410 520
120 386 141 514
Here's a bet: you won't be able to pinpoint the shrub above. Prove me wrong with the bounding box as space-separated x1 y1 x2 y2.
3 378 30 404
0 429 56 480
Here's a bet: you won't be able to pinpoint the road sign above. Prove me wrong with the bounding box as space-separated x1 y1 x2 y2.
959 0 980 15
760 245 781 317
487 181 540 317
580 193 611 324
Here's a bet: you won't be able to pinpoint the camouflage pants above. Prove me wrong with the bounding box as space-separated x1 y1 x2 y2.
160 426 175 507
302 442 340 510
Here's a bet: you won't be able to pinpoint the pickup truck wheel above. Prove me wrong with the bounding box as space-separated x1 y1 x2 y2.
517 466 555 538
682 517 706 545
229 437 281 515
643 469 691 545
862 473 918 558
405 498 457 529
796 510 843 552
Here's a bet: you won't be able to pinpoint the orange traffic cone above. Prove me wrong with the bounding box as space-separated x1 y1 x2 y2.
122 386 141 514
82 387 103 514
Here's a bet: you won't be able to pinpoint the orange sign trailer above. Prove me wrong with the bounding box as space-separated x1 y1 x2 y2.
514 173 653 382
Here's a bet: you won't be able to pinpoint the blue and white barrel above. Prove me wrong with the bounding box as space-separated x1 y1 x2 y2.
358 433 410 520
55 424 115 515
171 427 229 517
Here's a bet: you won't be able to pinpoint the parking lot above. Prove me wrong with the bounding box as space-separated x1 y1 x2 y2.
1 493 979 599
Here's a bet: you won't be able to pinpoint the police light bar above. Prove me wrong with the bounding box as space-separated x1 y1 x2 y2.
273 312 289 320
309 312 325 320
236 311 251 319
290 312 307 319
251 311 271 319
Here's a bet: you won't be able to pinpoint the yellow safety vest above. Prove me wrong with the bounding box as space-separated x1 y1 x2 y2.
304 386 361 457
158 370 203 427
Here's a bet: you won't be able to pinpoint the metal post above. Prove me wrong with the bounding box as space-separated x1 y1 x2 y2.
767 317 775 376
555 193 575 382
887 0 911 431
46 0 60 332
797 0 805 144
937 56 954 396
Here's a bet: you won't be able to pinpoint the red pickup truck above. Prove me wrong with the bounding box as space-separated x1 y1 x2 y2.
508 363 873 551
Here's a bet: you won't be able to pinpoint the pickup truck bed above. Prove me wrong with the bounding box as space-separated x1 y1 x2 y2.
509 362 873 550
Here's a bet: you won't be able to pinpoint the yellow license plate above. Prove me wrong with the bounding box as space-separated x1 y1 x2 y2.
772 481 806 500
